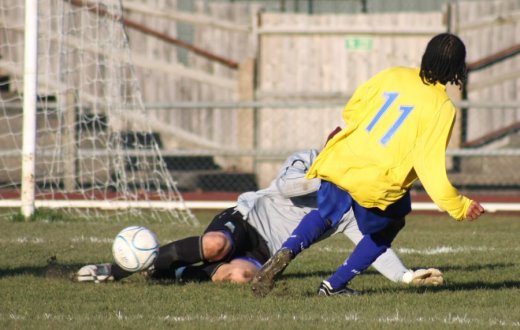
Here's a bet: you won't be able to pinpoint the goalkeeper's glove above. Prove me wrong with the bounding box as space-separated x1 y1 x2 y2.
401 268 444 286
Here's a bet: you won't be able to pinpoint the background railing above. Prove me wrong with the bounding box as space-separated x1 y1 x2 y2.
0 0 519 219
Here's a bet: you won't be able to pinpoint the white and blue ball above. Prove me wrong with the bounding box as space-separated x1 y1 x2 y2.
112 226 159 272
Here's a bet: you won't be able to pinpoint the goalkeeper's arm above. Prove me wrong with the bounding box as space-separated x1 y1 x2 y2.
275 149 321 197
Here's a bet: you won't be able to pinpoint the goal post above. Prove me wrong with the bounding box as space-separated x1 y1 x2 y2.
0 0 197 224
21 0 38 218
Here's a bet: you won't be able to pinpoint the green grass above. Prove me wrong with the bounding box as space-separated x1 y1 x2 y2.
1 211 519 329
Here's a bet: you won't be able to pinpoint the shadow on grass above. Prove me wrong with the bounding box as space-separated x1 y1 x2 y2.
293 279 520 297
282 261 516 280
281 262 520 294
0 255 83 281
431 280 520 292
425 262 516 272
354 280 520 295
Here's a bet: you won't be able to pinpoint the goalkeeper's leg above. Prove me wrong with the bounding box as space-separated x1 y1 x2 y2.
76 235 205 282
152 208 247 278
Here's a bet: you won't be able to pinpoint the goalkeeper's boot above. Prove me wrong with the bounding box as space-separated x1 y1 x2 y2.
317 280 360 296
76 264 114 283
251 248 293 297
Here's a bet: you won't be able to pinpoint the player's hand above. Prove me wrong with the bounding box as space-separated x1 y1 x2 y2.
465 201 485 221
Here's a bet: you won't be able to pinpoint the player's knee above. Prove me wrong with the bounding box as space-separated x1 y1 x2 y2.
202 232 231 261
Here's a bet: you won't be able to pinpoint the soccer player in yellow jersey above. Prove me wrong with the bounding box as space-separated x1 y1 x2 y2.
252 33 485 297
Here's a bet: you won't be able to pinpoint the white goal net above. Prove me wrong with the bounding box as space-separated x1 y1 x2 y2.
0 0 197 224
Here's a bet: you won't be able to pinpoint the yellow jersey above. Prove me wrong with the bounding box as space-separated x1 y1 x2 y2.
306 67 472 220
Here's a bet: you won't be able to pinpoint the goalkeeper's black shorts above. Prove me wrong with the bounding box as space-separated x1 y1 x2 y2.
204 207 270 266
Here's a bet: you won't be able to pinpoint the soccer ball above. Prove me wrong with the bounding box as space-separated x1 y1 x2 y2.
112 226 160 272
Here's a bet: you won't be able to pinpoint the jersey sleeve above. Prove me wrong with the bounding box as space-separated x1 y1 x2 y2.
413 101 472 220
276 149 321 197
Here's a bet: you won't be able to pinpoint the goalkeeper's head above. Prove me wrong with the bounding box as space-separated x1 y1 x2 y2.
420 33 467 88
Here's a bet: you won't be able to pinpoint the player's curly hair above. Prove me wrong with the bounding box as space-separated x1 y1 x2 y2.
420 33 467 87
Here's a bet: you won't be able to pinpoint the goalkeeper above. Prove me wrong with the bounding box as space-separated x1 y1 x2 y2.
77 149 442 286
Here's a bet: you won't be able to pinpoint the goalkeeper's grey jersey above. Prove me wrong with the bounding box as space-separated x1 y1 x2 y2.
236 149 410 283
236 149 325 255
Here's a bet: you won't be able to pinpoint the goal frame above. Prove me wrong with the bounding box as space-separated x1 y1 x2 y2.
0 0 197 224
21 0 38 218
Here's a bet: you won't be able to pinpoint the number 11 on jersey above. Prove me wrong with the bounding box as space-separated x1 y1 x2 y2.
366 92 414 145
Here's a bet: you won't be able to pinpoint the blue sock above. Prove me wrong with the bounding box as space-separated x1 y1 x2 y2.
327 234 389 290
281 210 331 256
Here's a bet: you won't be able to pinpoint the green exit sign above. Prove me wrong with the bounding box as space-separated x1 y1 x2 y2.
345 37 373 50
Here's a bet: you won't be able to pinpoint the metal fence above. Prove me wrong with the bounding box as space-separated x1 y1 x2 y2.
142 100 520 194
1 0 520 201
179 0 520 14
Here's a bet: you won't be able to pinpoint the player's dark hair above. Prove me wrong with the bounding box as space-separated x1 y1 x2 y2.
420 33 467 87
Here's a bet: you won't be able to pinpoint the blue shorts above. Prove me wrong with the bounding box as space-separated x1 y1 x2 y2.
317 181 411 235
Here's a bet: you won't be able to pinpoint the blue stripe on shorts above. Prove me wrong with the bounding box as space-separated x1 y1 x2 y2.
234 256 263 269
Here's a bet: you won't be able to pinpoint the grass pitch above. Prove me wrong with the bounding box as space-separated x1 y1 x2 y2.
0 210 519 329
